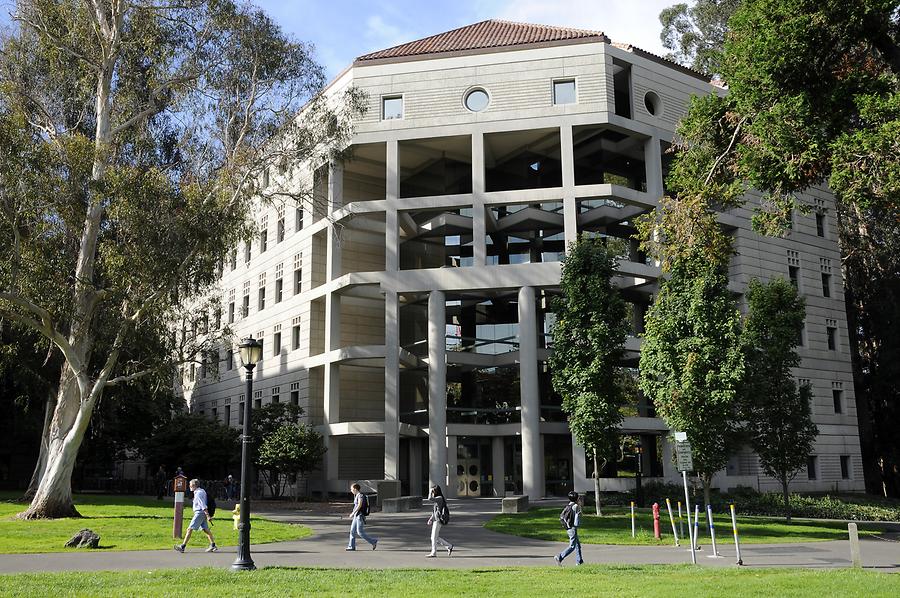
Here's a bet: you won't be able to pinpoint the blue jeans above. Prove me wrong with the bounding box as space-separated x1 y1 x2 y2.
348 515 376 549
558 527 583 564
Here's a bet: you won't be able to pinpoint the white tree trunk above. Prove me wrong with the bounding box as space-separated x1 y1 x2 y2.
24 387 56 499
592 448 603 516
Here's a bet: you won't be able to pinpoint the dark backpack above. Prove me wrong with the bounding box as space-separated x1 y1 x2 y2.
438 498 450 525
559 503 575 530
207 494 217 517
361 493 370 517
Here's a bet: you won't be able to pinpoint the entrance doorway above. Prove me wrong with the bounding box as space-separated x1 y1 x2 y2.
456 437 492 497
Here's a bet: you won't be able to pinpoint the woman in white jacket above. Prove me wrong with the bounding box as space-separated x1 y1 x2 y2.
427 485 454 557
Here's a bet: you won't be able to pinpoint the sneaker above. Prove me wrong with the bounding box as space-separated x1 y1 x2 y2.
372 540 378 551
426 553 436 558
447 544 454 557
174 545 185 553
554 555 562 566
206 545 218 553
345 547 356 551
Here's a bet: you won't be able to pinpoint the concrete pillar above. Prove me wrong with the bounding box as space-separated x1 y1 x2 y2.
384 290 400 481
492 435 506 497
560 124 578 248
409 438 423 497
644 136 663 200
572 442 590 493
518 286 543 498
386 140 399 272
471 132 487 266
447 435 458 498
323 362 340 481
428 290 447 493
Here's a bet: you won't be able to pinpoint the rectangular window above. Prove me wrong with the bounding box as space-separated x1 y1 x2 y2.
226 349 233 371
382 95 403 120
821 273 831 297
258 287 266 311
241 294 249 317
553 79 576 105
294 253 302 295
832 381 843 414
292 318 302 350
224 405 231 425
826 318 838 351
290 381 300 406
275 263 284 304
228 301 235 324
211 407 217 419
271 386 280 404
789 266 800 289
797 321 805 347
816 212 826 237
840 455 850 479
807 455 817 480
244 242 251 264
273 325 282 356
260 229 268 253
296 207 303 232
254 398 262 409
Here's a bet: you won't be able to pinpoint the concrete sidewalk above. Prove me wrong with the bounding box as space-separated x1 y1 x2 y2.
1 498 898 573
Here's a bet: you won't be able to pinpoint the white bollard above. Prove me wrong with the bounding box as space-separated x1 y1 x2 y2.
631 501 636 538
706 504 722 557
730 504 743 566
666 498 680 547
678 500 685 539
848 522 862 568
682 471 696 564
693 504 702 550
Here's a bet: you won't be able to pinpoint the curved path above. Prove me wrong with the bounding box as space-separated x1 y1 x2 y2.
1 498 898 573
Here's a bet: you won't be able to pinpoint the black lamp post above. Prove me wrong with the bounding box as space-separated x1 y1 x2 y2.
232 336 263 572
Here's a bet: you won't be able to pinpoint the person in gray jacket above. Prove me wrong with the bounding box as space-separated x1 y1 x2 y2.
426 485 454 557
554 490 583 565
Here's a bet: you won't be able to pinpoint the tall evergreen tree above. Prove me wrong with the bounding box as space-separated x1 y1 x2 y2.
740 278 817 520
549 236 629 515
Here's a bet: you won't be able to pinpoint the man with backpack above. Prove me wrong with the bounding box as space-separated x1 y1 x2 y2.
426 485 454 557
173 479 218 553
346 482 378 551
554 490 583 566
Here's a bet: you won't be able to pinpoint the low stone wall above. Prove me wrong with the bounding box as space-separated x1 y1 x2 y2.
382 496 424 513
501 495 529 513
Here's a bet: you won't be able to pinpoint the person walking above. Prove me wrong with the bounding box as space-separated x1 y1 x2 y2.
224 474 235 501
155 465 167 500
554 490 583 566
346 483 377 551
173 479 218 553
426 485 453 558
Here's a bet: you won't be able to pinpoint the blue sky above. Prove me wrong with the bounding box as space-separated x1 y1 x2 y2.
0 0 674 80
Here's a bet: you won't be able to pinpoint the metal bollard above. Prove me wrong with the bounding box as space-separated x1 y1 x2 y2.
678 500 685 539
653 503 661 539
706 504 721 557
630 501 636 538
666 498 680 547
730 504 743 566
693 504 702 550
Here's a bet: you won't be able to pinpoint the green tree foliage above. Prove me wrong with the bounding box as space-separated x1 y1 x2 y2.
659 0 741 75
256 424 326 500
549 236 629 514
0 1 362 518
661 0 900 494
740 278 817 520
140 413 239 480
250 402 303 497
638 256 744 504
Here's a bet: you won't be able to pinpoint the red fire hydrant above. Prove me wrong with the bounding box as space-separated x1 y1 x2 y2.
652 502 661 539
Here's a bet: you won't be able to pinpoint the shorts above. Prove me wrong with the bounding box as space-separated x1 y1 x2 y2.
188 510 209 531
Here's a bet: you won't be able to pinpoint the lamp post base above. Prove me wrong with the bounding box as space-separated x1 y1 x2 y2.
231 558 256 571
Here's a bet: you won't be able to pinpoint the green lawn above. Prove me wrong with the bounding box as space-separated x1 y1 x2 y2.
1 566 898 597
485 506 888 545
0 494 311 554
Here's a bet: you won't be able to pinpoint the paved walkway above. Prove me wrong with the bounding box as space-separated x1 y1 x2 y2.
1 498 899 573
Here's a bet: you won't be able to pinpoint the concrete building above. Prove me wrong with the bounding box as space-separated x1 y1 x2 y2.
182 20 864 497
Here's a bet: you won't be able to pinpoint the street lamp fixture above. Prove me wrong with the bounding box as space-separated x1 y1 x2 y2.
233 336 262 572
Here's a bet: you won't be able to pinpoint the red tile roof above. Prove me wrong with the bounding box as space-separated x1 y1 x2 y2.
355 19 608 63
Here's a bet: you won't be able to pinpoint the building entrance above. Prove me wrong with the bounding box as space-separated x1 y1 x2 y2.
456 437 492 497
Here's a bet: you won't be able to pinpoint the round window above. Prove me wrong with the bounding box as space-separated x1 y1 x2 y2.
644 91 662 116
464 88 490 112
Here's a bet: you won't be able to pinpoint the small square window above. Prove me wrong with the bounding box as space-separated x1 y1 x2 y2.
382 96 403 120
553 79 576 105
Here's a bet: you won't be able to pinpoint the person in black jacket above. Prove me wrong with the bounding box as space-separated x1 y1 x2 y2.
426 485 453 557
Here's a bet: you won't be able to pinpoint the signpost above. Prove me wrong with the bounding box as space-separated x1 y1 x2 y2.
673 432 696 565
173 474 188 540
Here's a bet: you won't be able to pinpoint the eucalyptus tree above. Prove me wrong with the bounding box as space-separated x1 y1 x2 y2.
0 0 363 518
549 236 629 515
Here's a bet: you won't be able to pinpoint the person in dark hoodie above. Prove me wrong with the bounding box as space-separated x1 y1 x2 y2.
426 485 454 557
554 490 583 566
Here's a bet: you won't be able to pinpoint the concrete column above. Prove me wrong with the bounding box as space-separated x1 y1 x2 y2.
386 140 399 271
560 124 578 248
572 442 590 493
323 362 340 481
328 161 344 214
384 290 400 480
644 136 663 200
447 435 458 498
471 132 487 266
409 438 423 497
427 290 447 493
518 286 543 498
492 435 506 497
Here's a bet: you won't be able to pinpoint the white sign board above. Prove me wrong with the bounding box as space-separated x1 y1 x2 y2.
675 440 693 472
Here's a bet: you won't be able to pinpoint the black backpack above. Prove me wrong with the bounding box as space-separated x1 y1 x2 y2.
559 503 575 530
438 497 450 525
361 493 370 517
207 494 217 517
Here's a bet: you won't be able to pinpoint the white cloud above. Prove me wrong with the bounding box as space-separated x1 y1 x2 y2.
477 0 673 56
364 14 413 51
